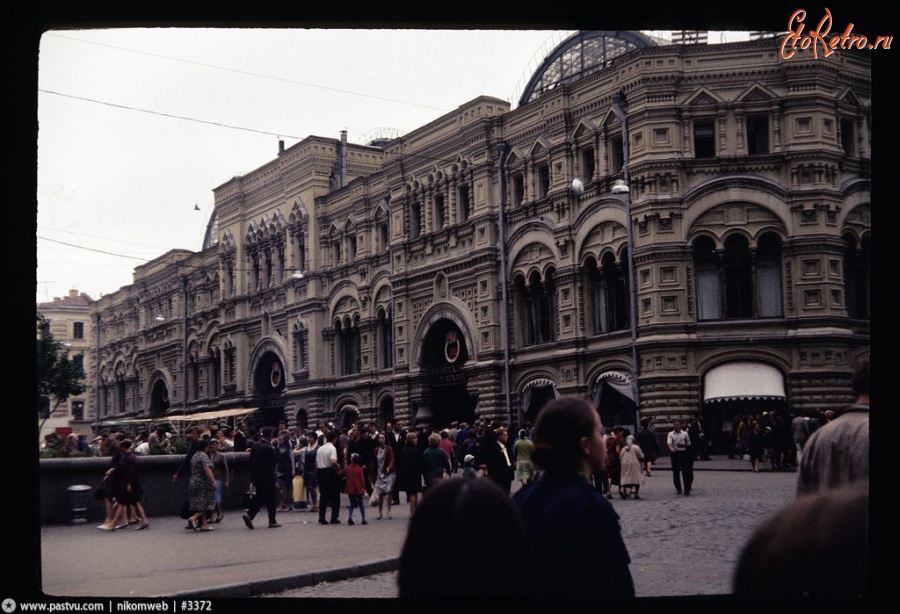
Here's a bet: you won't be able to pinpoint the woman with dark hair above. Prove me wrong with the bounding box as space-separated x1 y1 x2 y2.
374 432 396 520
513 396 635 599
397 431 424 518
186 438 217 532
107 439 150 530
208 439 229 523
636 418 660 477
398 477 525 598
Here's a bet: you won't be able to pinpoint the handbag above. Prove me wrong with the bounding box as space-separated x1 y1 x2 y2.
369 491 379 507
179 500 192 520
242 483 256 509
292 475 307 507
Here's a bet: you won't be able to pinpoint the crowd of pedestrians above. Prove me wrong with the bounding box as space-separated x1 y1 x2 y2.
85 352 869 598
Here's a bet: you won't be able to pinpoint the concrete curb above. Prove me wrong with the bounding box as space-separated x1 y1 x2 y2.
169 558 400 598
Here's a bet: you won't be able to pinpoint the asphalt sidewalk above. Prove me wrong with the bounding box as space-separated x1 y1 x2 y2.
38 454 786 599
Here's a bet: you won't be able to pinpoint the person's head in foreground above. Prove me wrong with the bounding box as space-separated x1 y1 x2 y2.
397 477 525 598
531 396 607 475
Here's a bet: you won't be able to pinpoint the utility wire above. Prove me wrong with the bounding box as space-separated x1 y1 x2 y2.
49 32 450 113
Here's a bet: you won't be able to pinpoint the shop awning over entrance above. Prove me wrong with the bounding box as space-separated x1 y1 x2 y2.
165 408 258 422
703 362 786 402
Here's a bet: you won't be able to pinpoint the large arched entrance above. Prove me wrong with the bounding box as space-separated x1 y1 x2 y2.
417 318 477 428
149 377 171 415
593 371 638 431
251 350 287 426
521 378 559 425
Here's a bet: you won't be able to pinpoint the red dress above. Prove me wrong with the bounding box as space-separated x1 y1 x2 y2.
605 435 621 486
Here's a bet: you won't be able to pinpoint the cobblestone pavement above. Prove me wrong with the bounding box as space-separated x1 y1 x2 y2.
265 467 798 599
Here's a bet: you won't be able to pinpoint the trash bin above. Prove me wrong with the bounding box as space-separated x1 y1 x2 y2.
67 484 92 523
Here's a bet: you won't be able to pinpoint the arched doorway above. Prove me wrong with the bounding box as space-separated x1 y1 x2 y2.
593 371 637 431
522 378 559 425
702 361 788 454
252 351 287 426
378 396 394 431
149 378 170 415
418 318 477 428
338 404 360 430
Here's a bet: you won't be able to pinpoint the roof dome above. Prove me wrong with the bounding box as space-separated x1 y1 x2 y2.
517 30 660 107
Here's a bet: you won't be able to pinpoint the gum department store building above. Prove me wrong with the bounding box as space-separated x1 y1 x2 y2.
89 31 870 446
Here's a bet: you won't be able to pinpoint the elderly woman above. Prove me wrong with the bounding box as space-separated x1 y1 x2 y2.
422 432 452 495
618 435 646 499
186 438 218 532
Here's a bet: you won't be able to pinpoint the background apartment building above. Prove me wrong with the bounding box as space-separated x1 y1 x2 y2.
37 289 94 441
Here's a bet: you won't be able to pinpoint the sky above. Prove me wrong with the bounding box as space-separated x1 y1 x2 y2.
35 28 751 305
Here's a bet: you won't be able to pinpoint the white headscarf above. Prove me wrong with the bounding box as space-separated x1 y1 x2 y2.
625 435 634 450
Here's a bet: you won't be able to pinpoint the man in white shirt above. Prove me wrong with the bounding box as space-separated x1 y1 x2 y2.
315 430 342 525
666 419 693 496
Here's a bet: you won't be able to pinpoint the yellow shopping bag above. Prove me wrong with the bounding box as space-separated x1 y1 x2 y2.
293 475 307 508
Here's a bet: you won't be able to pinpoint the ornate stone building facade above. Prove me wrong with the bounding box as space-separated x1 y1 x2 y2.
91 33 870 443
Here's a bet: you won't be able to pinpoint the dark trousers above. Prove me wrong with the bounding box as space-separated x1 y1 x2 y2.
317 467 341 522
247 481 277 525
670 452 694 493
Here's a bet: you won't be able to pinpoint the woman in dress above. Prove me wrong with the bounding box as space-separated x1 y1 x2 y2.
604 427 623 499
618 435 645 499
747 420 765 473
186 438 218 532
274 434 294 512
635 419 660 477
297 432 320 512
208 439 229 523
397 431 424 518
109 439 150 530
374 432 396 519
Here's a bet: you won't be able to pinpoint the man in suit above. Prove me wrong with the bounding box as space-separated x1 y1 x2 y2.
242 426 281 529
485 427 515 494
387 421 407 504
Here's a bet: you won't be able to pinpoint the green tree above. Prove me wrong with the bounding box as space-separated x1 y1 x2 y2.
36 313 86 430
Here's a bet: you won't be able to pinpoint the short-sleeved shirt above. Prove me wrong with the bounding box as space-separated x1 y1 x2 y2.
316 441 338 470
667 430 691 452
514 437 534 462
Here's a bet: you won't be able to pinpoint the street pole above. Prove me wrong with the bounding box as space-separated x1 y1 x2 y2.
610 92 642 430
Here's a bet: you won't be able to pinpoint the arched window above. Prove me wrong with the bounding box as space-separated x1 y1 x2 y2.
410 201 422 239
515 269 557 347
337 316 361 375
723 234 753 319
209 349 221 397
377 307 393 369
694 232 784 321
756 232 783 318
844 233 870 319
583 253 630 335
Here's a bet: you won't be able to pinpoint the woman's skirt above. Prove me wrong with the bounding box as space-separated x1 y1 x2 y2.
376 471 396 495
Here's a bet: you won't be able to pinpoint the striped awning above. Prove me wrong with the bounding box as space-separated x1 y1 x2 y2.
703 362 786 402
